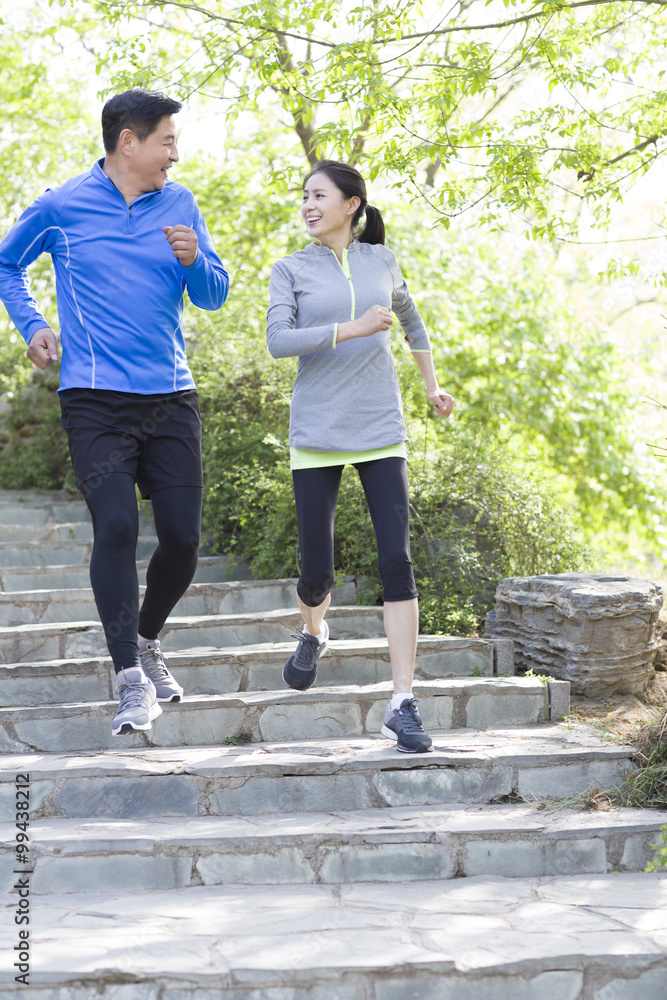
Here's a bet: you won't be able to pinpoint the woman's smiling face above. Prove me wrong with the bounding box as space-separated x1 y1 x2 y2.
301 171 359 244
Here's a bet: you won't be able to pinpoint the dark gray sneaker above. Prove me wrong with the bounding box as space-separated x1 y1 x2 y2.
112 666 162 736
381 697 433 754
138 640 184 702
282 621 329 691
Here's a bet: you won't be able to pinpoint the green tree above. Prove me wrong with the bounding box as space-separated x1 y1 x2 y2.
88 0 667 242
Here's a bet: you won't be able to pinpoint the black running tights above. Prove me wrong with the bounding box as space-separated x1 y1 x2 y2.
81 473 202 672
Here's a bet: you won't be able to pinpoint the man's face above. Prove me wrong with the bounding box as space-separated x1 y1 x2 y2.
130 115 179 192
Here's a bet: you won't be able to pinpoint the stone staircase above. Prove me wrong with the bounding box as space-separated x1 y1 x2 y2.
0 489 666 998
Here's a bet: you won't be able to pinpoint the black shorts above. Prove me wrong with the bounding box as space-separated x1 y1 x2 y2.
60 388 203 499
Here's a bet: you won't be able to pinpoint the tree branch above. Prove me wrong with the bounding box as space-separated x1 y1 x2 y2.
578 133 663 180
141 0 337 48
399 0 667 42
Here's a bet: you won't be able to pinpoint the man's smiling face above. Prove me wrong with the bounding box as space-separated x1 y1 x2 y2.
130 115 179 193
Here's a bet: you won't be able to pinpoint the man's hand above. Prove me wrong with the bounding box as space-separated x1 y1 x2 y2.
27 328 59 370
163 225 198 267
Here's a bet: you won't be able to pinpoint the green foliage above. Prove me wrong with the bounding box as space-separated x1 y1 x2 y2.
616 712 667 814
87 0 667 242
524 668 552 684
647 825 667 872
389 221 662 541
0 6 98 226
0 365 72 490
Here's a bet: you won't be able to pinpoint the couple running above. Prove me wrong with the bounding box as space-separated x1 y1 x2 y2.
0 89 454 754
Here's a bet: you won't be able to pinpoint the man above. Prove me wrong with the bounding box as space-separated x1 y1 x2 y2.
0 89 229 735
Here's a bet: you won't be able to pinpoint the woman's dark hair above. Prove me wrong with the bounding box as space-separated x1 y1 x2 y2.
303 159 385 245
102 89 182 153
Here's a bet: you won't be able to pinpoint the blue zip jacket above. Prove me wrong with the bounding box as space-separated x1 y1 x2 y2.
0 159 229 393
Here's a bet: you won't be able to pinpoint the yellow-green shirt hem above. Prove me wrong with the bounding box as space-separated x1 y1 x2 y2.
290 442 407 470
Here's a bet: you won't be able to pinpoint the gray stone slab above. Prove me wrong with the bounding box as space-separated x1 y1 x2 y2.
55 773 202 820
197 848 315 886
377 971 583 1000
493 636 516 676
319 843 456 882
597 967 667 1000
464 836 607 878
0 874 665 988
465 687 547 728
208 773 374 816
0 778 54 822
548 678 570 719
0 542 91 569
517 758 635 799
258 700 364 741
31 854 194 894
375 765 513 807
621 832 660 871
0 669 107 708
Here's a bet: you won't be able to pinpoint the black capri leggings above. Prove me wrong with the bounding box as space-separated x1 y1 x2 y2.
293 456 418 608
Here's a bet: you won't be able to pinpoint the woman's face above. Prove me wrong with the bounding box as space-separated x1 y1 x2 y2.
301 171 359 244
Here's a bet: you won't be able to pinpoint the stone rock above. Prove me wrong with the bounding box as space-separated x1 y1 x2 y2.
485 573 663 697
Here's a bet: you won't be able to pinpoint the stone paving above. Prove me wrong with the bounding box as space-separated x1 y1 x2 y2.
1 875 666 997
0 490 666 997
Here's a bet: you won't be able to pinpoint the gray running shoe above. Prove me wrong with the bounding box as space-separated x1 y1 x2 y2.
282 621 329 691
381 697 433 754
138 640 184 702
112 666 162 736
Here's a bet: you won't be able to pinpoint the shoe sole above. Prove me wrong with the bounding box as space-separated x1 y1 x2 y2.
112 702 163 736
381 723 434 753
156 693 182 703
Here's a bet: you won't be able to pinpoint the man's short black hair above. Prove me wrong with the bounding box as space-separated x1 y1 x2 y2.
101 89 182 153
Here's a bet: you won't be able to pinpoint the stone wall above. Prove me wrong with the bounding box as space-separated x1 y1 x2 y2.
485 573 663 697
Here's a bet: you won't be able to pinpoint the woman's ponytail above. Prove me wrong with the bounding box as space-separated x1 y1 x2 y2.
358 204 385 245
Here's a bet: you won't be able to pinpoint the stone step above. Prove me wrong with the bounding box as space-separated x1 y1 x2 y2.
0 726 632 821
0 605 386 663
0 577 358 626
0 636 498 707
0 518 156 544
1 873 665 996
3 802 664 896
0 678 561 753
0 678 560 753
0 536 159 568
0 554 251 592
0 493 88 527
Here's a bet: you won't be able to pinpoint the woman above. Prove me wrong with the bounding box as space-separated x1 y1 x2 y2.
266 160 454 753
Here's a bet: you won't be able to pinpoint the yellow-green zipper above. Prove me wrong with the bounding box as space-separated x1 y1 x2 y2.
332 247 355 320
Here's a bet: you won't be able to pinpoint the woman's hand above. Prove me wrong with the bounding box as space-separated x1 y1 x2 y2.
428 388 455 418
337 305 393 343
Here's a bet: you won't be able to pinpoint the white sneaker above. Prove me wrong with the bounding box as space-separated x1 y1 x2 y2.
138 640 184 702
112 666 162 736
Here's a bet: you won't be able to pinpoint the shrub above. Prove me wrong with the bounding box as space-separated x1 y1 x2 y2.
0 365 72 490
